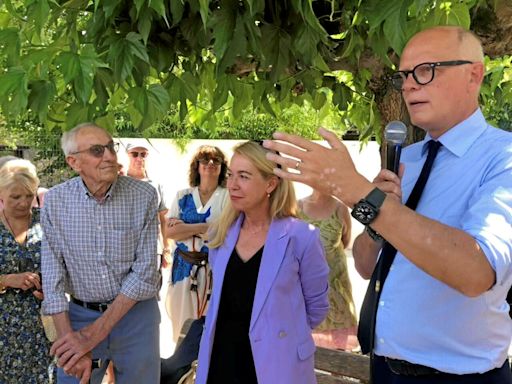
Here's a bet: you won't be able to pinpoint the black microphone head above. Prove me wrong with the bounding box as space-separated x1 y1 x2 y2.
384 121 407 145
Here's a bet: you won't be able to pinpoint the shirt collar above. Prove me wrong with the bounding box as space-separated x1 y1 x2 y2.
422 108 487 157
79 177 118 203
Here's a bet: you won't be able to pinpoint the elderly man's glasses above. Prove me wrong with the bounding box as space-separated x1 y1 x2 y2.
390 60 473 91
71 142 119 158
129 151 148 159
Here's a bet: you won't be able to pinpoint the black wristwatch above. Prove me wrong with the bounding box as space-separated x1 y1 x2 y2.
351 187 386 225
366 226 384 243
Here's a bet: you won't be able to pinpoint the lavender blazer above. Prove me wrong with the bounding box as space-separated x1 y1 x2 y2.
196 215 329 384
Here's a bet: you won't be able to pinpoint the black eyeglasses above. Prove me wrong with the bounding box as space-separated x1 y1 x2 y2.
390 60 473 91
71 142 119 158
129 151 148 159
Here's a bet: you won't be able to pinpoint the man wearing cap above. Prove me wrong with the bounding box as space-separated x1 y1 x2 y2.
125 142 171 265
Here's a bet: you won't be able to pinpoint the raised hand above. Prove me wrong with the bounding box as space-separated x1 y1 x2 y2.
263 128 372 207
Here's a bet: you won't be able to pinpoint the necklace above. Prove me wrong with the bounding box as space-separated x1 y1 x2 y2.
2 211 30 245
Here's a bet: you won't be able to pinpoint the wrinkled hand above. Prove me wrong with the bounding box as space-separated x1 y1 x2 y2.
372 165 404 202
263 128 369 206
62 351 92 384
167 218 183 228
51 328 96 371
6 272 41 291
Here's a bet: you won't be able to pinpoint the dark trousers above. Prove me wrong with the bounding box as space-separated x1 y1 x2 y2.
373 355 512 384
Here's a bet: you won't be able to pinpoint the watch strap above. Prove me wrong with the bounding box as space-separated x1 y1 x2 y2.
365 187 386 209
366 226 384 243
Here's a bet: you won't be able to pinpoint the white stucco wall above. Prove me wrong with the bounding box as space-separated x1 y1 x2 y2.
117 138 381 248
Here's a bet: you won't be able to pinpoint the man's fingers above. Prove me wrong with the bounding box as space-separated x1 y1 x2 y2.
50 337 66 355
271 166 304 183
270 131 317 152
52 340 70 357
398 163 405 179
265 152 303 171
374 169 401 185
263 140 308 163
79 368 92 384
63 354 83 372
58 349 76 367
317 127 345 149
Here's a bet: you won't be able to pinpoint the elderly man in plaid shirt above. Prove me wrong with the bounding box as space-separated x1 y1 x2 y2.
41 123 161 384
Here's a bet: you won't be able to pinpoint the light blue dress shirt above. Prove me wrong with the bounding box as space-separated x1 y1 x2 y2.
374 109 512 374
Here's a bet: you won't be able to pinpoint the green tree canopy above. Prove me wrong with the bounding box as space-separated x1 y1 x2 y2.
0 0 510 141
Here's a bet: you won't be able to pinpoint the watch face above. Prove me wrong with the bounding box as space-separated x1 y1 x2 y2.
352 201 378 225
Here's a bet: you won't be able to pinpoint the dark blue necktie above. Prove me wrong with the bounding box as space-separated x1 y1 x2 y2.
358 140 442 354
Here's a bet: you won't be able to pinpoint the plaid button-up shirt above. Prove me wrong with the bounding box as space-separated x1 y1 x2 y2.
41 176 159 315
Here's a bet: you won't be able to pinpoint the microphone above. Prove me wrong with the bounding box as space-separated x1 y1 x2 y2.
384 121 407 173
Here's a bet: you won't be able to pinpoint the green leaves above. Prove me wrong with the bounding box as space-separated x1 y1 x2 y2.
0 0 508 145
26 0 50 36
55 48 106 105
108 32 149 83
0 67 28 118
127 84 171 129
0 27 20 65
28 80 55 121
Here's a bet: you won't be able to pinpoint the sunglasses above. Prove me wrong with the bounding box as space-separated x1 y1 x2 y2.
198 158 221 165
129 151 148 159
71 142 119 158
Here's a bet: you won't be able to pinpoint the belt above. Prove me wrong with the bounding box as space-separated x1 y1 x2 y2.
71 297 111 313
385 357 441 376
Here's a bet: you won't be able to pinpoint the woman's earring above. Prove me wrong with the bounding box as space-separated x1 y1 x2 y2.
267 193 270 198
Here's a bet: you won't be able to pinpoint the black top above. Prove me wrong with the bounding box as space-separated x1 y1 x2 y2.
207 246 264 384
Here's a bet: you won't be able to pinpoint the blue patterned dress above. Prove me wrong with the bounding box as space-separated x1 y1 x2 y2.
165 186 227 341
0 209 52 383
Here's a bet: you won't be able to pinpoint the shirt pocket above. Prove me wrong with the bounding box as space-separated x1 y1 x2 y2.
105 229 139 265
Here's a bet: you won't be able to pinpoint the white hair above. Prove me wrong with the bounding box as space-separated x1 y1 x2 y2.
61 123 105 155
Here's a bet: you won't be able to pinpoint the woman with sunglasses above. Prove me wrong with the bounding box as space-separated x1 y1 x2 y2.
0 158 53 383
164 145 228 342
196 141 329 384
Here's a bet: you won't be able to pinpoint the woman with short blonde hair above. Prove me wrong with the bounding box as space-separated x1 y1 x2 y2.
0 158 53 383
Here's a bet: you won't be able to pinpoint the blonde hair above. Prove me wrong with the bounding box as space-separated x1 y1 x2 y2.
208 141 296 249
0 159 39 195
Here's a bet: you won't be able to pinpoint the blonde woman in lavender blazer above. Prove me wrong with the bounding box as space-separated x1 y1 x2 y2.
196 141 329 384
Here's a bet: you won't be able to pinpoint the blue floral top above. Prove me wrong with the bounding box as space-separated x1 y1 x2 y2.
0 209 52 383
168 187 227 284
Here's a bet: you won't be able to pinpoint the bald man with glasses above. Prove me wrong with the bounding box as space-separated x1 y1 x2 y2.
263 26 512 383
41 123 161 384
